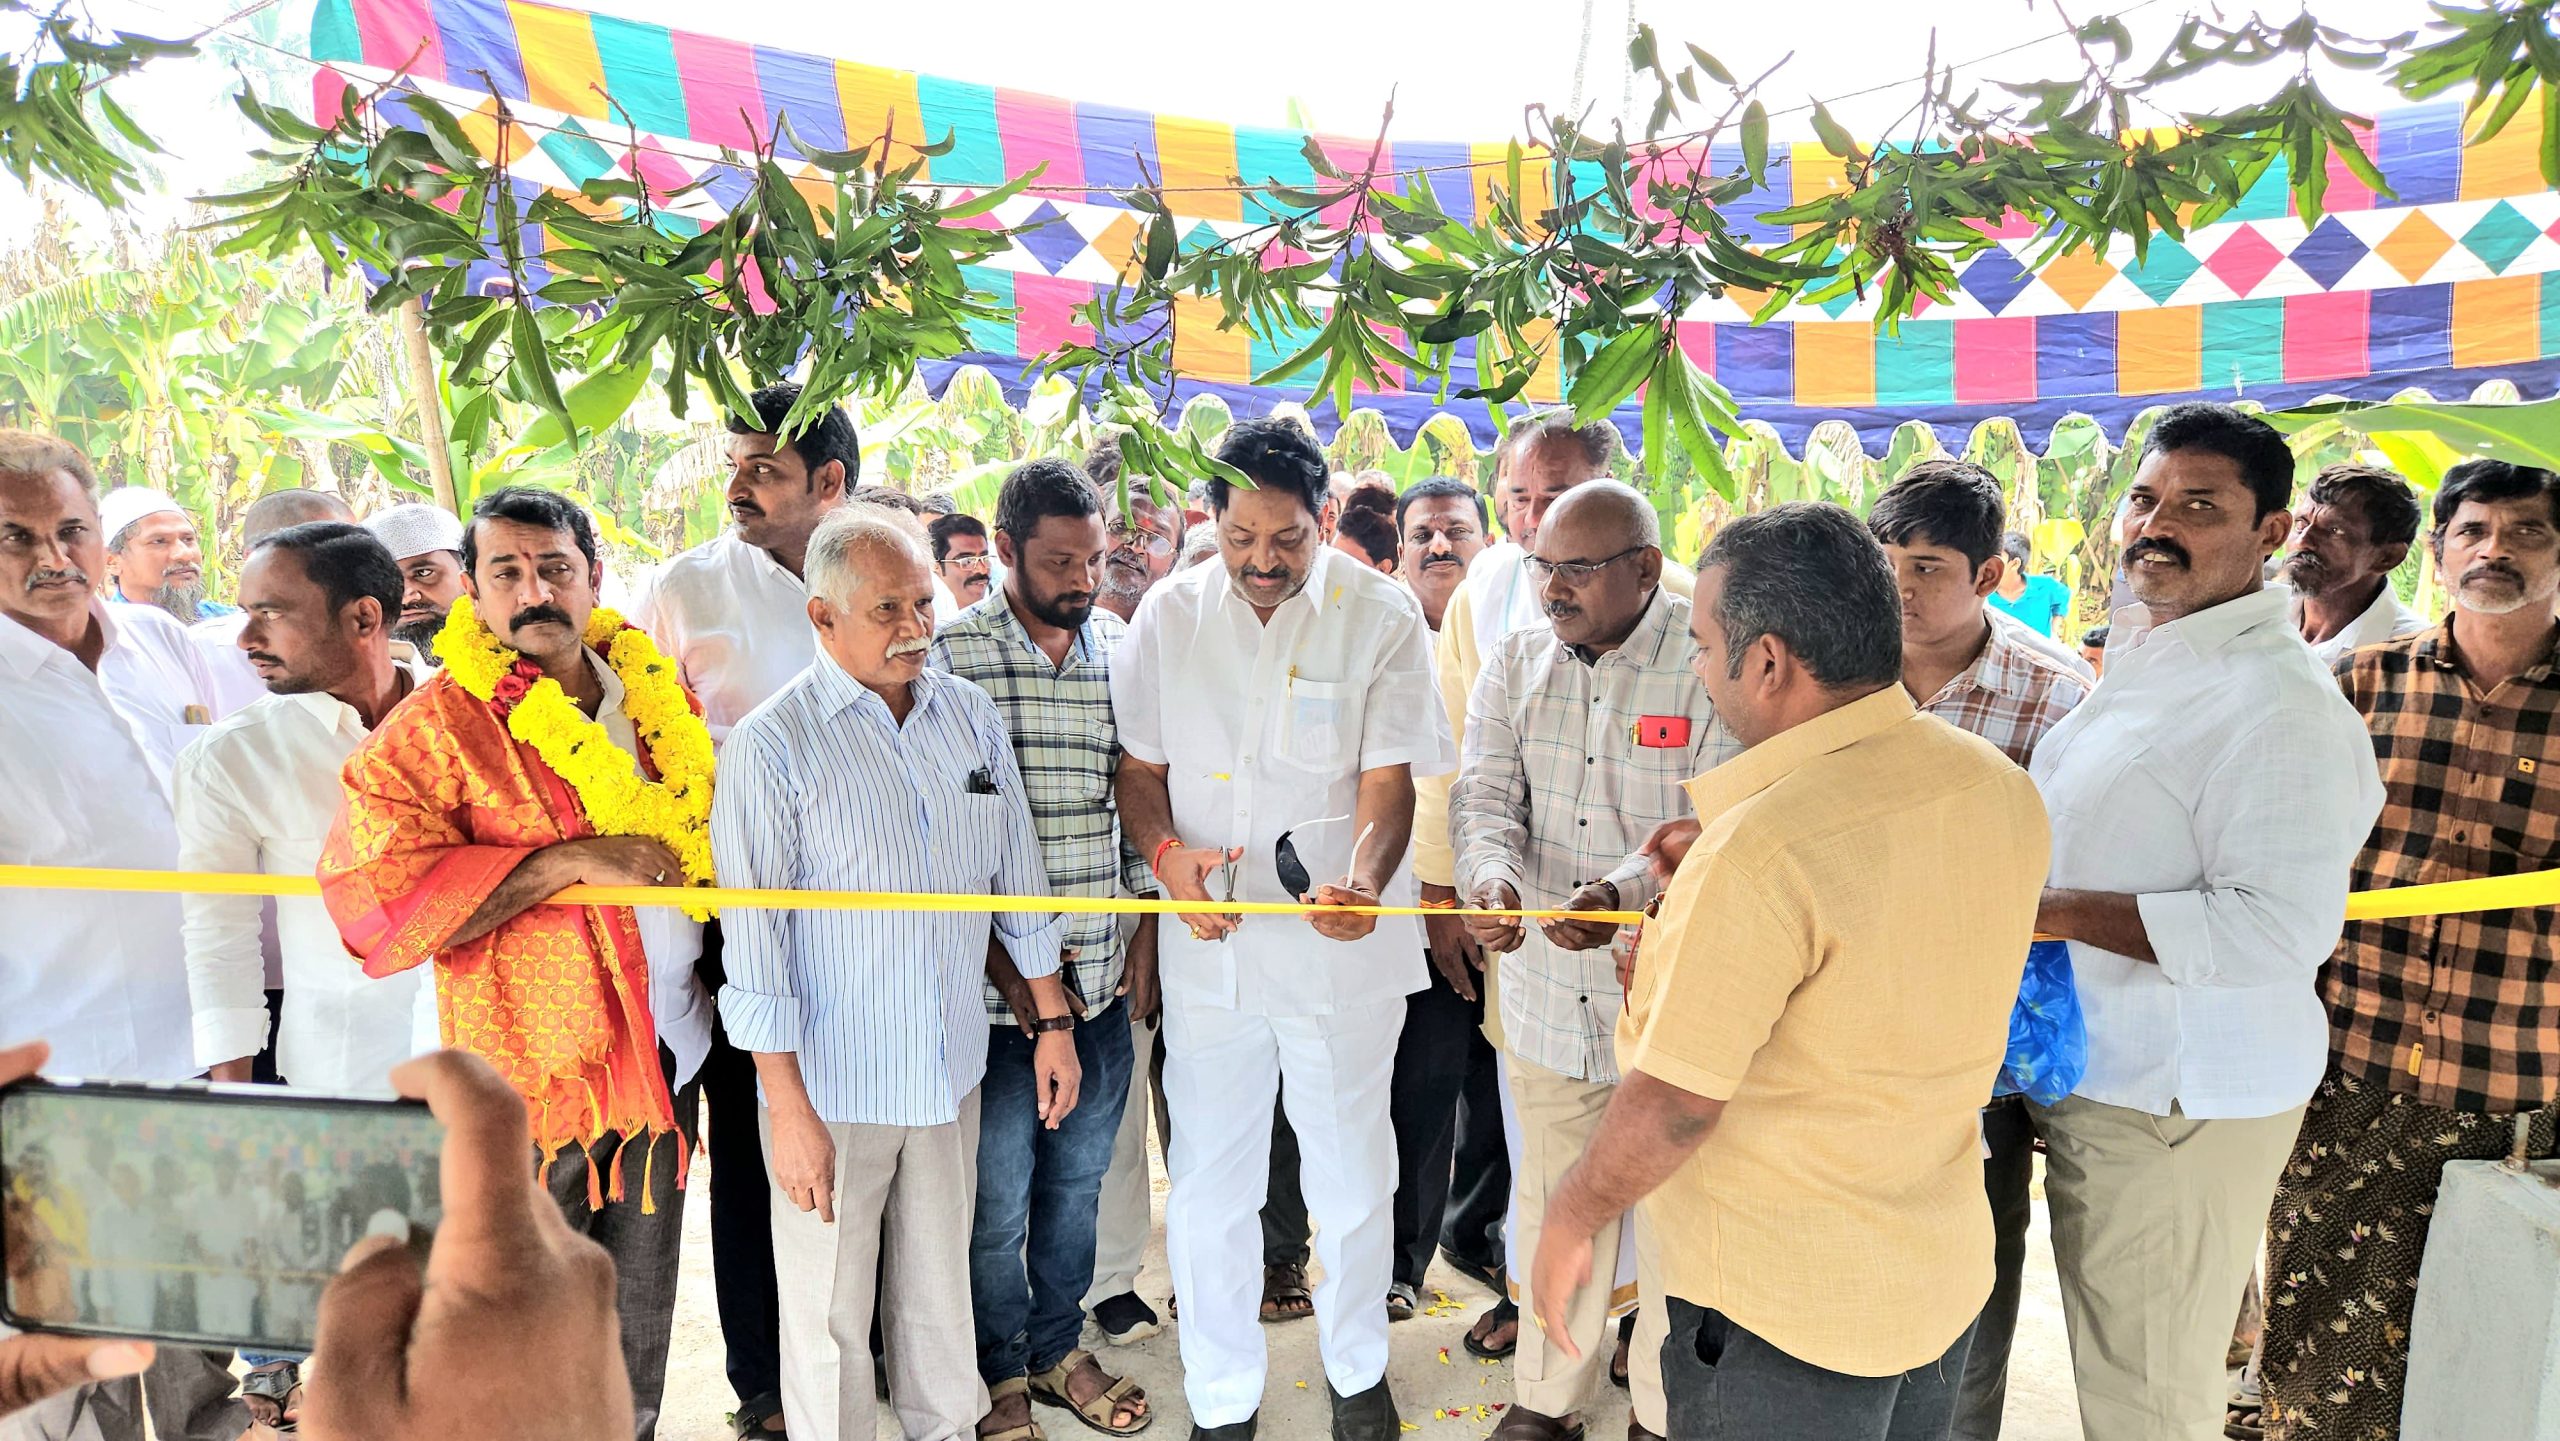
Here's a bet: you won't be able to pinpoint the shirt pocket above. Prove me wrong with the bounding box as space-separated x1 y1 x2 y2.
1274 678 1361 775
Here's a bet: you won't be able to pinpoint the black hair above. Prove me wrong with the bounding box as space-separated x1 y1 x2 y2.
462 486 599 575
2139 402 2294 520
2079 623 2110 649
2303 463 2423 550
1867 460 2007 569
1698 502 1902 688
994 458 1103 542
1396 475 1489 534
727 382 862 488
250 520 402 620
1335 506 1399 571
1209 416 1329 517
2432 457 2560 533
928 511 989 560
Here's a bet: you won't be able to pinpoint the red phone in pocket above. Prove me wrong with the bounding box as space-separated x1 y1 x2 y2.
1635 714 1690 749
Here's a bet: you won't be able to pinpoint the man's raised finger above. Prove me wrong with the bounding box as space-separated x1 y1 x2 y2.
389 1050 542 1269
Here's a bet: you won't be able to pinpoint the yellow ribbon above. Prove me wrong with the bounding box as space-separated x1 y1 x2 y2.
0 865 1644 923
1 863 2555 925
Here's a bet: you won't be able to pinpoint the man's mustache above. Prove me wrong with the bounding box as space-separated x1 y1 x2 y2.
887 636 931 658
508 604 574 633
2124 537 2192 567
1240 566 1292 582
1421 554 1463 569
246 650 284 668
729 498 764 517
25 566 85 591
2462 562 2524 587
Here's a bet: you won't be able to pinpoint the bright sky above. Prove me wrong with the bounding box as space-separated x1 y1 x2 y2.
26 0 2442 234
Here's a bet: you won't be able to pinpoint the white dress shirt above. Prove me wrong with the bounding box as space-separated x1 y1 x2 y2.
586 647 712 1088
97 600 221 796
188 610 268 718
1464 542 1540 663
631 532 819 744
2032 587 2384 1119
174 679 437 1093
2301 581 2429 667
1112 547 1454 1017
0 602 211 1079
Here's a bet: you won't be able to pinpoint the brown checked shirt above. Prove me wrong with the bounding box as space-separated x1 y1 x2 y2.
2324 621 2560 1114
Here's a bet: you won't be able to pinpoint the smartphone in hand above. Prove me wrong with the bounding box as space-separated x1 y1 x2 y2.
1 1078 444 1353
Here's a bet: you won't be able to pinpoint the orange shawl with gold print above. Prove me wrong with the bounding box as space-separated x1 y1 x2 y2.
318 670 676 1159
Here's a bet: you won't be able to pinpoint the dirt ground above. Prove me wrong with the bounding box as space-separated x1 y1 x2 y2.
656 1147 2089 1441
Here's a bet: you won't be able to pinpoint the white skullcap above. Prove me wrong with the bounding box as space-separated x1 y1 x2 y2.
97 487 185 542
364 502 466 561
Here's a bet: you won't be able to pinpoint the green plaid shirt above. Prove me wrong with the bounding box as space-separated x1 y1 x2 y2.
932 593 1154 1020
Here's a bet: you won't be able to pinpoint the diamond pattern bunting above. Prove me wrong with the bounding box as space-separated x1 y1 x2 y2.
2462 200 2539 275
2120 237 2201 304
1012 202 1087 275
1957 245 2036 315
2377 211 2458 282
2035 246 2120 310
2204 225 2283 295
2290 216 2371 290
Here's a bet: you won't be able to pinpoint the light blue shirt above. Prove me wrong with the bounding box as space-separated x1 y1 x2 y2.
713 652 1065 1126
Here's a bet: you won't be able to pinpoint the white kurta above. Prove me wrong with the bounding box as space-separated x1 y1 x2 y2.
174 682 438 1092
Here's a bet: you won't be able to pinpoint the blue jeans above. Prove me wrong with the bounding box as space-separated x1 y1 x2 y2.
972 995 1136 1382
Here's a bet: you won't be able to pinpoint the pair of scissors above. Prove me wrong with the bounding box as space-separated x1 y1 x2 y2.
1214 850 1238 941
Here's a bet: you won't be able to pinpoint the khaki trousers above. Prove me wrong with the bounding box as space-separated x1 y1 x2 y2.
2033 1093 2303 1441
763 1090 986 1441
1503 1054 1667 1432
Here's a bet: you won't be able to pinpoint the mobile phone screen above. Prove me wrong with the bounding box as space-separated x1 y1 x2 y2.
1 1081 443 1353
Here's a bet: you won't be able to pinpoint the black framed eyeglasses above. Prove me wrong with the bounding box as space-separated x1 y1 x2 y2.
1524 545 1651 586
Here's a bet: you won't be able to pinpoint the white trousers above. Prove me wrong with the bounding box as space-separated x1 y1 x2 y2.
764 1091 985 1441
1161 999 1406 1426
1087 977 1163 1307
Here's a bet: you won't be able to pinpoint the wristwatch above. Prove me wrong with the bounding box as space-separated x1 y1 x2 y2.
1033 1015 1075 1034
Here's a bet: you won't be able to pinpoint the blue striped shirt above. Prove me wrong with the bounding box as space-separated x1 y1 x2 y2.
713 654 1065 1127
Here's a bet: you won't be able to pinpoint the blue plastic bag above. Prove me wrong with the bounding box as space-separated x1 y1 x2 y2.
1993 939 2087 1106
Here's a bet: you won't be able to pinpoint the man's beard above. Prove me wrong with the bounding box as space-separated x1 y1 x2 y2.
1024 586 1097 632
394 614 446 663
2453 563 2550 616
147 579 207 624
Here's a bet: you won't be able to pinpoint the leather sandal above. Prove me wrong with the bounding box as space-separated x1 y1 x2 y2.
1028 1348 1151 1436
980 1376 1045 1441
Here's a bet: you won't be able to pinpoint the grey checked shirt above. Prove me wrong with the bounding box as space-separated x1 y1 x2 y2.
933 593 1154 1020
1451 588 1742 1082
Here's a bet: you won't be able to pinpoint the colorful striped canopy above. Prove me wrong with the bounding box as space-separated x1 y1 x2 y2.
305 0 2560 450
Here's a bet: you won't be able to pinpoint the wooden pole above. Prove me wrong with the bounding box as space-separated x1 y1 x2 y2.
397 296 459 515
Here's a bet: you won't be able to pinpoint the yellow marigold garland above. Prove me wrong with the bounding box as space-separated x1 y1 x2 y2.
437 595 715 916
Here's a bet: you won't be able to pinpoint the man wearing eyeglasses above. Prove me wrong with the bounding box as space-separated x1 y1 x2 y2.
1452 481 1733 1441
931 512 996 608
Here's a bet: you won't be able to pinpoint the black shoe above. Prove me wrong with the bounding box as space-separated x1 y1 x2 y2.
1329 1378 1399 1441
1190 1417 1257 1440
1093 1290 1164 1345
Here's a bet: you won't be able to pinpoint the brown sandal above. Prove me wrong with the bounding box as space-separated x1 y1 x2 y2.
1259 1262 1313 1323
1028 1348 1151 1436
1490 1409 1585 1441
980 1376 1045 1441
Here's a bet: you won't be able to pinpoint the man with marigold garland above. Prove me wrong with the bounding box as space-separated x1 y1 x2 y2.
318 486 717 1441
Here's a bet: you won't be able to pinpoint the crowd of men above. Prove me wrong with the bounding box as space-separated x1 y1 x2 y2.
1 391 2554 1441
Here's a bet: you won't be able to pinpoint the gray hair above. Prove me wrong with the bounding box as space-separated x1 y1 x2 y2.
1496 409 1619 474
0 430 95 493
805 508 927 607
1698 502 1902 687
